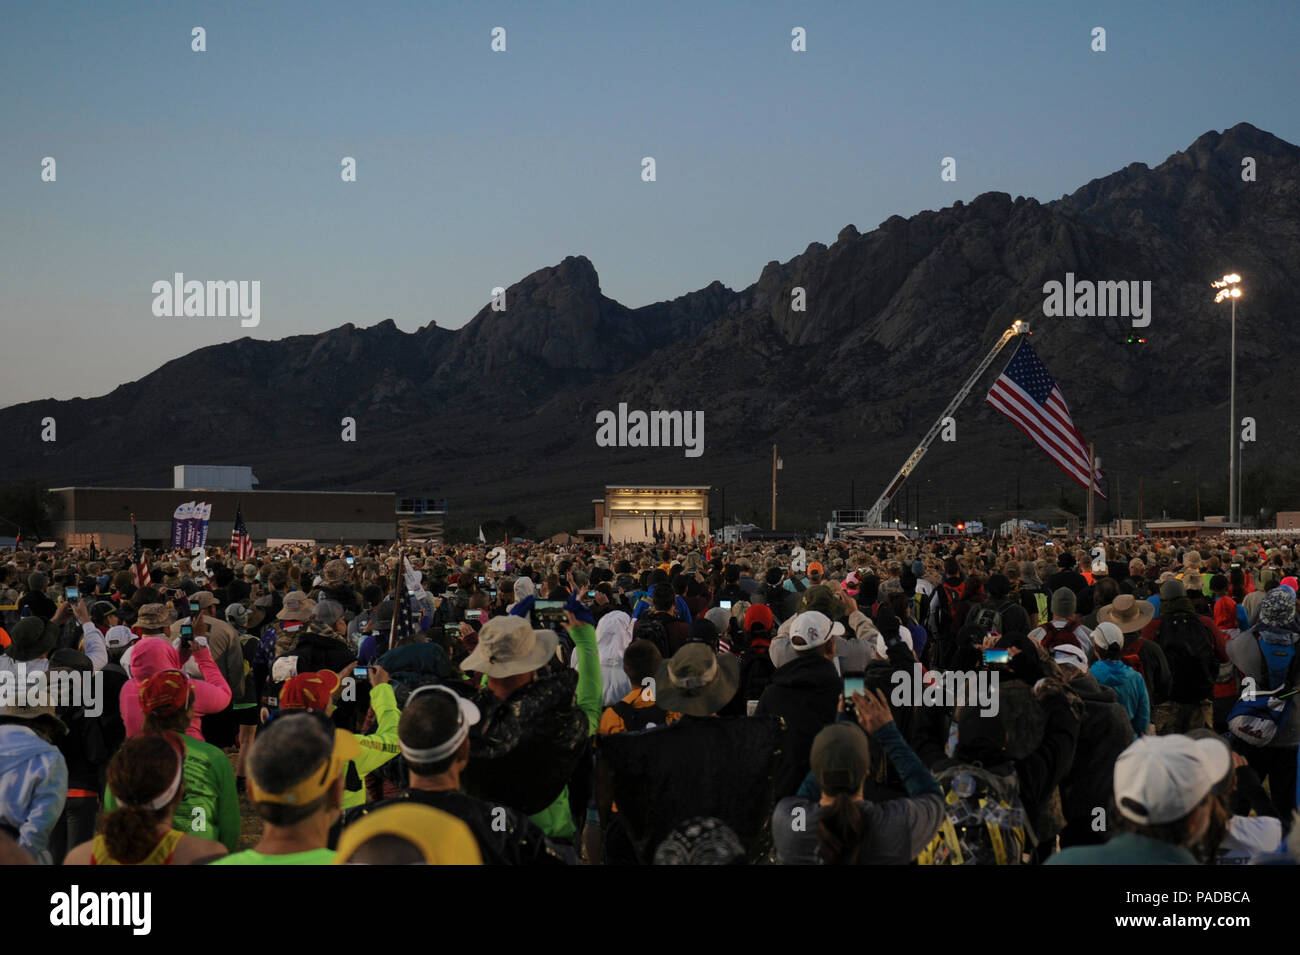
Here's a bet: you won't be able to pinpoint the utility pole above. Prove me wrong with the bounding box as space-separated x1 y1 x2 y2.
771 445 781 531
1137 476 1144 535
1229 292 1237 523
1238 440 1245 526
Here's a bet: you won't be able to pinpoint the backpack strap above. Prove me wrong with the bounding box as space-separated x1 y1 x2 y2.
612 698 637 731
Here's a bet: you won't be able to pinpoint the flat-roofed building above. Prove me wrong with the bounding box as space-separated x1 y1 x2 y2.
594 485 711 543
52 486 399 549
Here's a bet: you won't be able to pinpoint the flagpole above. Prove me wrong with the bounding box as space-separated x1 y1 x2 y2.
1086 443 1095 538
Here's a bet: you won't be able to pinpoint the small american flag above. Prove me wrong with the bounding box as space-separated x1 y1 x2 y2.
393 558 417 641
131 515 152 588
231 502 254 561
986 340 1105 496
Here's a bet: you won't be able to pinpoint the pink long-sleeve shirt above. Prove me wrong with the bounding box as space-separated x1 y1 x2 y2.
120 636 231 741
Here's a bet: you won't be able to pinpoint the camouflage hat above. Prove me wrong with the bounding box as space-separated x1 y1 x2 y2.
277 590 317 621
135 603 172 631
323 559 348 585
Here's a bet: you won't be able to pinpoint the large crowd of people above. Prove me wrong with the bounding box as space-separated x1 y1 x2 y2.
2 531 1298 865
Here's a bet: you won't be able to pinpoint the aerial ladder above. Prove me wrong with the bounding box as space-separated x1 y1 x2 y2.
862 318 1030 528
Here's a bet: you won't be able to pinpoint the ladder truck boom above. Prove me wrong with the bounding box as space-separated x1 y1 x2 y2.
863 319 1029 527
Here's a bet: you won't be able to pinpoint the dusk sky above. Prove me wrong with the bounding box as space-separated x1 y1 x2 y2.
3 0 1298 408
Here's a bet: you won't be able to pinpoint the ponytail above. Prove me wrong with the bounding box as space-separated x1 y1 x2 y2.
102 805 168 865
816 793 866 865
100 735 184 863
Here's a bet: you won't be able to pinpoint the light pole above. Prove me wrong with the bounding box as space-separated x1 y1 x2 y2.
1213 274 1243 523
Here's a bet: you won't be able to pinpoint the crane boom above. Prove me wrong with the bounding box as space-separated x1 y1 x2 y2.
863 319 1030 527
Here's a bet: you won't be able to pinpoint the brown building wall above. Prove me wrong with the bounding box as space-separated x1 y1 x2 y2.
51 487 396 546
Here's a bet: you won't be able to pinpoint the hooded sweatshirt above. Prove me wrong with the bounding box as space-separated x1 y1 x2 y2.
0 723 68 863
1058 672 1134 835
120 637 231 741
1090 658 1149 737
572 611 632 706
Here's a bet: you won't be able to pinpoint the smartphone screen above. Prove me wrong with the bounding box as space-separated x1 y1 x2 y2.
982 648 1011 666
65 586 79 600
465 610 483 622
189 601 200 614
533 599 566 629
720 600 732 610
346 556 355 565
843 674 865 698
354 666 369 681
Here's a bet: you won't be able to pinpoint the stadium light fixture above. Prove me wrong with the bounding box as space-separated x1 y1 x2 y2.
1212 273 1244 523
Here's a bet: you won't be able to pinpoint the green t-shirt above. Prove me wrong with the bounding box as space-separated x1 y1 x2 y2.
210 847 336 865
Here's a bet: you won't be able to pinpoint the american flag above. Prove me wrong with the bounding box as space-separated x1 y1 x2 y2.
231 502 254 560
393 557 417 640
131 515 152 588
986 340 1106 496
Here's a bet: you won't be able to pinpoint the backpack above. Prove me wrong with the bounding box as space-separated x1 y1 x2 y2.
611 697 671 733
918 763 1036 865
1032 592 1049 626
1119 635 1147 677
739 640 775 703
935 582 963 639
1157 613 1216 703
911 592 927 628
1227 630 1299 746
1041 616 1083 651
634 615 673 659
969 606 1003 637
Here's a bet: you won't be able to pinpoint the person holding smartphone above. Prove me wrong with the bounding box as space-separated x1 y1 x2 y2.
771 689 944 864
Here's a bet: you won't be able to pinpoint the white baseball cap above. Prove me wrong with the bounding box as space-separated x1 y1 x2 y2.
1113 735 1231 825
105 624 136 650
1092 621 1124 651
789 611 844 652
1052 644 1089 671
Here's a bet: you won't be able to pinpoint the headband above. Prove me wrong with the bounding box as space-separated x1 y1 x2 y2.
399 685 473 764
129 732 187 811
249 729 359 806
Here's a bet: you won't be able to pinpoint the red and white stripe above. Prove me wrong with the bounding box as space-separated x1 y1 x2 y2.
986 378 1105 496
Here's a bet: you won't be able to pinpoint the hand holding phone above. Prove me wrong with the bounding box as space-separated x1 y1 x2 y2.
852 688 895 734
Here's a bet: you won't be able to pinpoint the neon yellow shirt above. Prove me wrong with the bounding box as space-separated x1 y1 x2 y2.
210 847 335 865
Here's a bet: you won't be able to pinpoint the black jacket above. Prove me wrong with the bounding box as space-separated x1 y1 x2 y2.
1058 673 1133 833
291 626 356 674
464 666 589 815
597 714 785 863
1047 570 1089 596
754 652 841 798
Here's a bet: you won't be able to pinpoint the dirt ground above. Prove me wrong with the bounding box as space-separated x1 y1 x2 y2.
226 752 263 851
